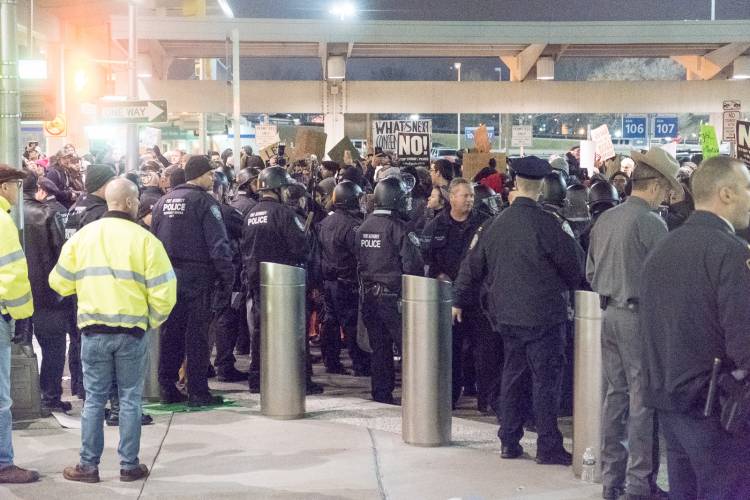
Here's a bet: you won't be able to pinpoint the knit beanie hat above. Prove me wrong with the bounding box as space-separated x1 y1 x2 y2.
184 156 213 181
85 164 116 194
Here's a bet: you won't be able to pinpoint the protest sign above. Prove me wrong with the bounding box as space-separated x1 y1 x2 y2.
372 119 431 153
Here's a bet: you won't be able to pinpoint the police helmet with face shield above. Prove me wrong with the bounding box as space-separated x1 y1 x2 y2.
332 180 364 211
473 183 502 217
374 176 412 219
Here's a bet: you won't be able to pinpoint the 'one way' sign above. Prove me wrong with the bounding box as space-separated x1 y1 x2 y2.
98 100 168 124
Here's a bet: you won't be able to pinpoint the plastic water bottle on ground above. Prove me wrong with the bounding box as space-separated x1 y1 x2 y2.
581 447 596 483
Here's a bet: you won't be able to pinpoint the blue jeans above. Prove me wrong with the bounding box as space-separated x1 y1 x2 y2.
0 317 13 469
80 332 148 471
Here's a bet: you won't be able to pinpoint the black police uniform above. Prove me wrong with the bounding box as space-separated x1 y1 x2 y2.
454 157 584 461
240 196 309 386
355 209 423 403
422 208 484 406
641 211 750 499
318 208 370 374
230 190 257 217
212 203 249 380
152 183 235 401
139 186 164 215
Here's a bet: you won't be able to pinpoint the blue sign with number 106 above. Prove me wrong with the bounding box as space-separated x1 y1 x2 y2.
654 116 678 138
623 116 647 140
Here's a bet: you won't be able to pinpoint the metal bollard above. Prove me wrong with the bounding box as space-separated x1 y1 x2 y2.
142 329 160 402
260 262 306 419
572 290 603 480
401 275 452 446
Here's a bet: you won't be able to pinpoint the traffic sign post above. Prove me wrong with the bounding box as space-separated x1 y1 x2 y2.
653 116 678 139
98 100 168 124
622 115 647 141
722 100 742 143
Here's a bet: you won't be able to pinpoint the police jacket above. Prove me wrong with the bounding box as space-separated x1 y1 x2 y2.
240 196 309 289
139 186 163 215
22 192 65 309
151 184 235 289
454 196 584 328
65 193 107 240
45 166 75 208
640 211 750 413
49 211 177 335
355 210 424 293
318 209 361 282
230 191 257 217
0 196 33 320
422 209 484 281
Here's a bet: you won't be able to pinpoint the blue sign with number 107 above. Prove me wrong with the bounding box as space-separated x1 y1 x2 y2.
654 116 678 138
623 116 647 140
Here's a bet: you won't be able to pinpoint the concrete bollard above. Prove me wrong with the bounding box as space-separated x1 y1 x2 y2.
142 329 160 402
401 275 453 446
572 290 604 480
260 262 306 419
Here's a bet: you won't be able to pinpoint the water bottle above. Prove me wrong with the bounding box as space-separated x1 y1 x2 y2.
581 447 596 483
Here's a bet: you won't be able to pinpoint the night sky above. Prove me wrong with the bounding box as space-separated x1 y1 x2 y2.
231 0 749 21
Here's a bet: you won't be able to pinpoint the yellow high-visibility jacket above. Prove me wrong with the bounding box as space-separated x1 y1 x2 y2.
49 212 177 332
0 196 34 320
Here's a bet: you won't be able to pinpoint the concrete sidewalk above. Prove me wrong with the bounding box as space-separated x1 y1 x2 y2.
2 392 601 500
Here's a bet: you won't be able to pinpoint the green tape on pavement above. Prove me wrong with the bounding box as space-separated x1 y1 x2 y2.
143 399 239 415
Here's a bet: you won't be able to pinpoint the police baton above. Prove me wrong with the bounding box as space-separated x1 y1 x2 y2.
704 358 722 417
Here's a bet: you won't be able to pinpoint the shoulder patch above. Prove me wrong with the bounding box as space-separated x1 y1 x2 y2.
210 205 223 221
408 231 421 248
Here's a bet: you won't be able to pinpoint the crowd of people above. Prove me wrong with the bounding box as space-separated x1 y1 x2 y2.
0 138 748 499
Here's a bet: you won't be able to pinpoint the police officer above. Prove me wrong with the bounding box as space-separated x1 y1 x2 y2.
641 156 750 499
587 148 678 500
152 156 234 407
318 181 370 376
240 166 309 392
231 167 261 217
422 178 484 407
453 156 584 465
355 176 423 404
578 180 620 253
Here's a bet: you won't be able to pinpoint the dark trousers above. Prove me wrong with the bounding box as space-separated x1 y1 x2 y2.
321 280 370 371
361 292 401 401
471 314 503 414
498 323 565 456
659 410 750 500
214 299 249 374
159 270 212 397
66 303 84 397
31 309 68 404
248 288 261 376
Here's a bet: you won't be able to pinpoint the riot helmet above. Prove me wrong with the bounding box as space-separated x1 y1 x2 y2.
539 171 568 208
562 183 591 222
213 170 230 203
332 180 364 211
588 180 620 218
374 176 412 219
473 183 502 218
258 166 292 191
236 167 261 190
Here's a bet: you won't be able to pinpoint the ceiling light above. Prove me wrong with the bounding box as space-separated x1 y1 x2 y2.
329 2 356 21
536 57 555 80
732 56 750 80
217 0 234 18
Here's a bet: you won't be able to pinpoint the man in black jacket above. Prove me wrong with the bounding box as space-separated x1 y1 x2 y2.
152 156 235 407
641 156 750 499
19 172 68 412
453 156 584 465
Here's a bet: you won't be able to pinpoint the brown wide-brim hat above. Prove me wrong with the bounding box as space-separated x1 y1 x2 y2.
0 165 27 184
630 148 681 193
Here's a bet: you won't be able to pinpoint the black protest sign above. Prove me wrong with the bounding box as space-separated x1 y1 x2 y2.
397 132 431 168
327 136 361 166
737 120 750 165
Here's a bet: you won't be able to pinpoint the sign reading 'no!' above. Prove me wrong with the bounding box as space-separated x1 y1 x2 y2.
397 132 431 168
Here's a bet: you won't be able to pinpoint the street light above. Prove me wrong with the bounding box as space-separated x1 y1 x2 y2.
410 114 420 120
453 62 461 149
329 2 356 20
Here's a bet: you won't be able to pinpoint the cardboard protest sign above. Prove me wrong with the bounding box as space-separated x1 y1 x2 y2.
700 124 719 160
737 120 750 165
591 125 616 161
255 123 280 150
473 124 491 153
397 132 431 168
373 119 431 153
292 128 327 161
461 152 507 181
327 136 361 166
258 142 281 162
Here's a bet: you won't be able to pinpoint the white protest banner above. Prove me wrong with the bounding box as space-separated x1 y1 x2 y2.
579 140 596 176
254 123 280 150
373 119 432 153
397 132 431 168
591 124 616 161
511 125 533 147
660 142 678 159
